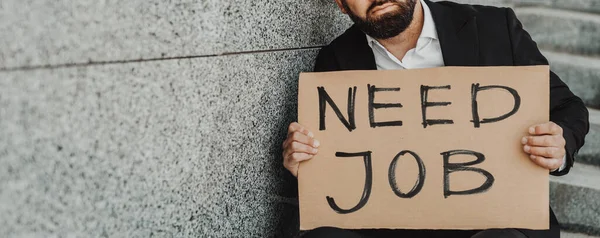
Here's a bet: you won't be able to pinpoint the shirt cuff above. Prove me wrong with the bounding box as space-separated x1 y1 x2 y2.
552 155 567 173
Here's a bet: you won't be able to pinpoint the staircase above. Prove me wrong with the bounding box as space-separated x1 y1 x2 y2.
513 1 600 237
549 108 600 237
448 0 600 236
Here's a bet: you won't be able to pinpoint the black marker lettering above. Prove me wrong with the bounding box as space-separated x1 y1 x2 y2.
441 150 495 198
388 150 426 198
318 86 357 132
471 84 521 128
420 85 454 128
368 84 403 128
327 151 373 214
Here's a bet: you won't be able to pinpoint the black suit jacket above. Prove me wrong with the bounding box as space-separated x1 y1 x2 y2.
312 1 590 237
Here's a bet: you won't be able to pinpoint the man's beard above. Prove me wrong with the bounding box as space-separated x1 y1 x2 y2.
342 0 417 39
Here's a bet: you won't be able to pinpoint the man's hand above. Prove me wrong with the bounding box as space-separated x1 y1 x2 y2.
521 122 566 171
282 122 320 177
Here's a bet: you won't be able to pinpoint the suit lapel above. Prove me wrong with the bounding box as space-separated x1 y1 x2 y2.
333 25 378 71
426 0 480 66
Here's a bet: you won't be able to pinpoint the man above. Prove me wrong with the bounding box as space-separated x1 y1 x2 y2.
282 0 590 237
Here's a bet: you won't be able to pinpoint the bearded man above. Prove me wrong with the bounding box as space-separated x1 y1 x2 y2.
282 0 590 237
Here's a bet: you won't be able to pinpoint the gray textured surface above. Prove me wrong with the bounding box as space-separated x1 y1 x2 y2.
562 231 600 238
0 49 311 237
511 0 600 13
550 164 600 236
437 0 513 7
444 0 600 12
545 51 600 109
0 0 350 69
577 108 600 166
517 8 600 56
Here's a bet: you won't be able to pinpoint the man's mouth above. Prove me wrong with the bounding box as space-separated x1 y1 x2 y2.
370 2 397 14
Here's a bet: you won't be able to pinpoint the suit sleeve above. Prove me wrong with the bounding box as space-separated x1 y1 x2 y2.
505 8 590 176
313 45 340 72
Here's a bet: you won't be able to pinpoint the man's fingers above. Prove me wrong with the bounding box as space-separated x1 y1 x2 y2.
529 155 563 171
288 122 314 138
283 152 314 176
283 131 320 149
283 153 313 177
522 135 565 147
288 152 313 163
283 122 317 178
284 142 318 158
288 122 302 133
522 142 565 171
529 122 563 136
523 145 564 159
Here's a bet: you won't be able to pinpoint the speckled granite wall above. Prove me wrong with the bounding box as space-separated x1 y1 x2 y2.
0 0 351 237
0 50 320 237
0 0 350 69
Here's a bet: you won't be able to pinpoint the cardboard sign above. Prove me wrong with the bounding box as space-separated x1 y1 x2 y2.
297 66 549 230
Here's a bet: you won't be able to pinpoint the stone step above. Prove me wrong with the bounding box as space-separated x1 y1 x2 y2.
434 0 513 8
448 0 600 13
550 163 600 236
562 231 600 238
544 51 600 109
512 0 600 14
515 8 600 57
576 108 600 167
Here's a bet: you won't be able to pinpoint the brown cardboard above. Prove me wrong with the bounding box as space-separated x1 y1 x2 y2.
297 66 550 230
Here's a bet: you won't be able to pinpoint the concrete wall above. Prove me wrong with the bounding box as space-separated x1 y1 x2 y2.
1 0 598 237
0 1 351 237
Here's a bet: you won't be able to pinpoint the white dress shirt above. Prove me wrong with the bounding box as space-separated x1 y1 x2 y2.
365 0 566 172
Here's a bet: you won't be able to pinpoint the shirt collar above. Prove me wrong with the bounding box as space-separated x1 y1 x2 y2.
420 0 438 40
366 0 438 48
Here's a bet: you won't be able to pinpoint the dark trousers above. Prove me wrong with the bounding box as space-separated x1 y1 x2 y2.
301 208 560 238
302 227 530 238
